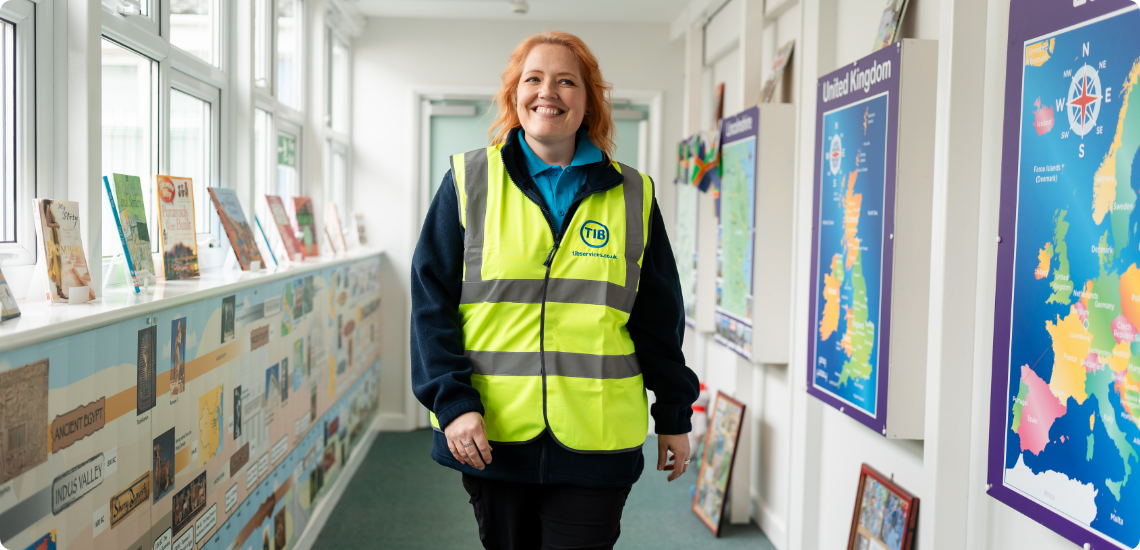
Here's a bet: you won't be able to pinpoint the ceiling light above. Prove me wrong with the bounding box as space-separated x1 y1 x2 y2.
510 1 529 15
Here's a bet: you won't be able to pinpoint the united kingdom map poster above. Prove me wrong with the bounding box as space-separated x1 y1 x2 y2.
989 1 1140 548
807 44 900 435
713 106 759 359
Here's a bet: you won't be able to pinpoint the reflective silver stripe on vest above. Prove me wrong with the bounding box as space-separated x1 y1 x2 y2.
460 278 637 313
462 149 489 282
468 350 641 379
617 163 645 301
450 155 464 228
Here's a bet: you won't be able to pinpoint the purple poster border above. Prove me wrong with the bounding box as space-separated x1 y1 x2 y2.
987 1 1139 548
714 106 761 361
805 43 902 436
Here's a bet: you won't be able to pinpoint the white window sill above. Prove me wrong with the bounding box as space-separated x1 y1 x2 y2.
0 247 384 355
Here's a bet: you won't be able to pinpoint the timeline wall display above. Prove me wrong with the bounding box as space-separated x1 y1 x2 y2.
806 40 937 439
0 254 383 550
988 1 1140 548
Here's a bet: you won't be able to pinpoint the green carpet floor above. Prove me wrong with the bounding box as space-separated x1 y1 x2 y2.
314 429 775 549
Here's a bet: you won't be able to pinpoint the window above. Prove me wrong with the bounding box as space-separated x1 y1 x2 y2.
328 35 348 134
276 129 299 197
276 0 302 110
170 0 218 67
0 18 15 243
101 39 157 255
254 0 271 88
169 83 216 234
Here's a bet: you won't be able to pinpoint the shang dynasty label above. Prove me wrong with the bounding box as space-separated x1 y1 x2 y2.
110 471 151 527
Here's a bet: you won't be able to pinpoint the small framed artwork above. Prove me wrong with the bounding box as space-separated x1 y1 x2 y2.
692 391 746 537
848 464 918 550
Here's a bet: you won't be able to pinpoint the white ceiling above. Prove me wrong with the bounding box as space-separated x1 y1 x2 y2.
348 0 693 24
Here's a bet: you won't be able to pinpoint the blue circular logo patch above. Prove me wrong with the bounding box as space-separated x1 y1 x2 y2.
580 221 609 248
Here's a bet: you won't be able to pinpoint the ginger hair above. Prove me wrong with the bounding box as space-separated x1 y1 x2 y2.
489 31 615 158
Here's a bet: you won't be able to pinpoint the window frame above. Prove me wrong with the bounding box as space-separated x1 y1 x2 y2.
168 68 221 241
0 0 44 267
324 23 350 231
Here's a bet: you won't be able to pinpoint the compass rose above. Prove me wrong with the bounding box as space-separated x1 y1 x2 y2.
1066 64 1102 137
828 134 844 175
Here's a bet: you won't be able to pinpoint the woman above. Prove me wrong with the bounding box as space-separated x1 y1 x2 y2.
412 31 699 550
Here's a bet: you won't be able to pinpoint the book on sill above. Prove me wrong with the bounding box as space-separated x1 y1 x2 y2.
871 0 910 51
353 212 368 246
209 187 264 271
103 175 140 292
0 267 20 320
266 195 306 260
325 202 348 254
155 175 200 280
31 199 95 303
293 196 320 257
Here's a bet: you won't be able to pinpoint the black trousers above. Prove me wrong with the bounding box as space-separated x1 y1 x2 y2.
461 474 633 550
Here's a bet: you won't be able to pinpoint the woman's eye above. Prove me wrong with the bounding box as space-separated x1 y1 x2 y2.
525 77 539 83
560 79 576 86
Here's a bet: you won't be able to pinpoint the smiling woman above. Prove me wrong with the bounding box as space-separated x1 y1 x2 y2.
410 31 699 550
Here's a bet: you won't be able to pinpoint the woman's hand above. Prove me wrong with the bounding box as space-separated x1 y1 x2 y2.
444 411 493 470
657 434 690 482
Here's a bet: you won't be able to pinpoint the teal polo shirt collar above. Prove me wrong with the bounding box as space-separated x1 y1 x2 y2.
517 129 604 230
518 129 604 174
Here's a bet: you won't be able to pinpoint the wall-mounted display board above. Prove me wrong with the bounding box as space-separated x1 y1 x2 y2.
675 180 699 328
806 40 937 438
0 254 383 550
710 105 796 363
988 2 1140 548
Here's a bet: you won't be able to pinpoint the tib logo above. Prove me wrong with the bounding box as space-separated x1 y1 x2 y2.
580 221 610 248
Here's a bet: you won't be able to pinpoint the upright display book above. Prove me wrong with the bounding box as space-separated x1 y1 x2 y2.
31 199 95 303
0 267 20 320
208 187 264 270
353 213 368 245
109 173 157 282
988 2 1140 548
293 197 319 257
266 195 305 259
759 40 795 104
871 0 910 51
155 175 200 279
325 203 347 254
102 176 140 293
713 106 759 359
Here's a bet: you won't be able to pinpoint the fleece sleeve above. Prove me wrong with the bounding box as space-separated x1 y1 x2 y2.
626 198 701 434
410 170 485 429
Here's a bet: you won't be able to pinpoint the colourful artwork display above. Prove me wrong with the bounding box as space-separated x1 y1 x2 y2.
871 0 910 51
293 197 319 257
209 187 264 270
692 391 745 537
988 2 1140 548
714 106 759 359
32 199 95 303
156 175 200 279
807 44 901 434
0 255 382 550
847 464 918 550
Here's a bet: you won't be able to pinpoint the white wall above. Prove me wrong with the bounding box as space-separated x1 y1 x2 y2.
351 16 685 429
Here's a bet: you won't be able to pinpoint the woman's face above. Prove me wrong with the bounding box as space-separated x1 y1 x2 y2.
515 44 587 146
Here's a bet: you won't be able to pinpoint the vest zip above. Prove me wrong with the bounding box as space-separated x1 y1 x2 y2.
497 147 624 463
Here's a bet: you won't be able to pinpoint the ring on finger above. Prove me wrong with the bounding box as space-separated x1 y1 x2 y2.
463 441 474 448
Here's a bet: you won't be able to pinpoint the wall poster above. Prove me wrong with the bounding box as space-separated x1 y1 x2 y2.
713 106 759 358
988 1 1140 548
806 44 900 434
675 177 699 328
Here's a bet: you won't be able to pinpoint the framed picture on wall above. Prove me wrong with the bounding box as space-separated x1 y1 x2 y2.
847 464 918 550
691 391 745 537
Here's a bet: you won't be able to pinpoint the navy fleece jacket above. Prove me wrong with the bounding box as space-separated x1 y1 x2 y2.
410 129 699 488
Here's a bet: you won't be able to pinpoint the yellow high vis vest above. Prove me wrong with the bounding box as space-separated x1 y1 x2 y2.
429 143 653 452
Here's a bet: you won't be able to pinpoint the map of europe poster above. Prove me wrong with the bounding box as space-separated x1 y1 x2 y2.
807 43 900 435
989 2 1140 548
